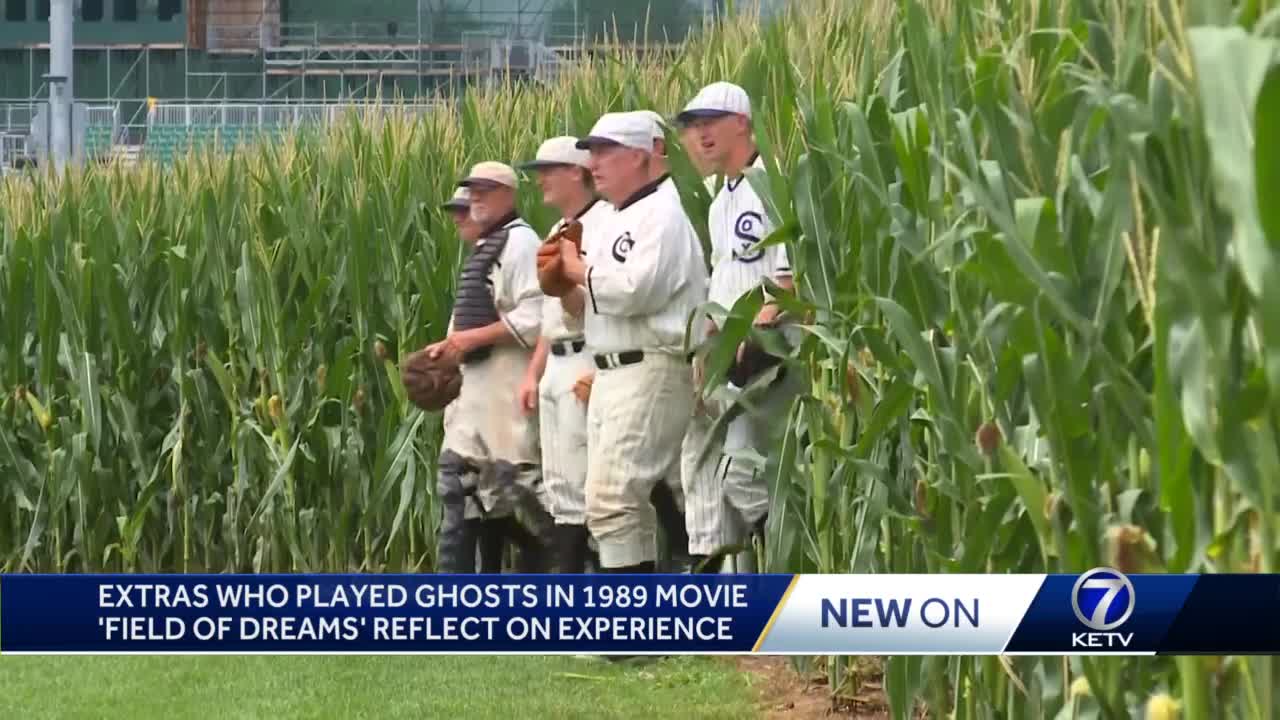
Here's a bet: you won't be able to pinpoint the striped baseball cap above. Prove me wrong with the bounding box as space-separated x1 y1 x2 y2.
677 82 752 124
633 110 669 140
576 112 655 153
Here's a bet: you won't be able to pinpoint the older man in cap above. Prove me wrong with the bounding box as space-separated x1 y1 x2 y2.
430 161 554 574
441 186 479 239
678 81 799 567
630 110 715 572
515 137 612 573
549 113 708 574
433 185 482 572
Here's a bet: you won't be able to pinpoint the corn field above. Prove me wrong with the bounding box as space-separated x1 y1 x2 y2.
3 0 1279 717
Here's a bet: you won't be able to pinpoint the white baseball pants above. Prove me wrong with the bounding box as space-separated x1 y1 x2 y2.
680 399 730 556
538 343 593 525
586 352 694 568
441 345 543 520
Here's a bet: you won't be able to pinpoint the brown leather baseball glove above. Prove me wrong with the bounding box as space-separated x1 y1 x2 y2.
400 348 462 411
537 221 583 298
728 323 786 388
572 372 594 405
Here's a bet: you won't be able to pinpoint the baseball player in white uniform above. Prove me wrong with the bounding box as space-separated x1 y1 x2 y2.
554 113 696 573
515 137 613 573
552 112 708 573
431 161 554 574
632 110 700 571
434 186 484 572
677 82 798 563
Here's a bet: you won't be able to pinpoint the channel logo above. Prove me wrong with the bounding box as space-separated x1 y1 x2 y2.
1070 567 1135 649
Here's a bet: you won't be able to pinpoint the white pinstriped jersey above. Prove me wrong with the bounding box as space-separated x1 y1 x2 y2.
584 176 708 355
540 198 613 341
707 154 791 313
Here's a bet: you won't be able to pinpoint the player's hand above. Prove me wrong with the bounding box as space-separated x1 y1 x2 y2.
691 357 711 417
572 372 594 405
426 332 471 364
517 374 539 415
755 303 780 327
559 238 587 284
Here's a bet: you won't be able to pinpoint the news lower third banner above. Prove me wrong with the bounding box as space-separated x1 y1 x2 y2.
1 570 1276 655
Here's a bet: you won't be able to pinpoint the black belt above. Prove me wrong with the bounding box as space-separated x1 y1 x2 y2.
549 339 586 356
461 346 493 365
593 350 694 370
594 350 645 370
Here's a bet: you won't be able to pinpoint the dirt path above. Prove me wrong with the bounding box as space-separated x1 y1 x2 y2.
736 657 890 719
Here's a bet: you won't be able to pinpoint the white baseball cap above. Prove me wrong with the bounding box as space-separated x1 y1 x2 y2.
575 112 655 153
459 161 518 189
632 110 669 140
519 136 591 170
677 81 752 124
441 186 471 210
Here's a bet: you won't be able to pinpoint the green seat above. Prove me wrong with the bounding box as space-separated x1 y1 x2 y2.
84 125 114 159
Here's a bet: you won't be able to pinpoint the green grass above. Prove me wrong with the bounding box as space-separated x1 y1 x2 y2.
0 655 757 719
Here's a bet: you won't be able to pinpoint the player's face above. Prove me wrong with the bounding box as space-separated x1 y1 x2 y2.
535 165 585 208
468 184 513 226
587 144 647 204
679 126 714 177
449 208 469 227
458 217 481 242
689 114 746 171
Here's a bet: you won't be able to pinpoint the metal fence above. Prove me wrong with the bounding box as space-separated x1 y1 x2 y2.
0 104 39 134
209 14 593 50
147 101 444 127
1 133 30 171
86 104 119 129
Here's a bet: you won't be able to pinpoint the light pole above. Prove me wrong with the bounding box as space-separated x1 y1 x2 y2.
48 0 74 171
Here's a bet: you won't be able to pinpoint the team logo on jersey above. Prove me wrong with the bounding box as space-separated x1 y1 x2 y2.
612 232 635 262
732 211 765 263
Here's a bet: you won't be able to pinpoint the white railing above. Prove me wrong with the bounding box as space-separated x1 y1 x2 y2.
0 103 39 133
86 104 119 126
148 102 445 128
1 133 30 169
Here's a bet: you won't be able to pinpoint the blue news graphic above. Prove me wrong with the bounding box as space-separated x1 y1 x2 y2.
1004 569 1194 653
4 571 1279 655
0 574 793 654
1156 574 1280 654
1006 570 1280 654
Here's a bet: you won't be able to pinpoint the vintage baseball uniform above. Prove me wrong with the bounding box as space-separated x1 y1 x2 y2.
434 187 479 573
707 153 796 532
678 82 799 544
678 168 734 559
537 198 612 526
436 211 548 571
580 172 708 569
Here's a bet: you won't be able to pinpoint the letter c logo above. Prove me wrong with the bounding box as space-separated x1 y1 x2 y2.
733 211 765 263
612 232 635 263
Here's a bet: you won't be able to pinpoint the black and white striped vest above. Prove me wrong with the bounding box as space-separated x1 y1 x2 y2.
452 237 506 333
451 214 527 361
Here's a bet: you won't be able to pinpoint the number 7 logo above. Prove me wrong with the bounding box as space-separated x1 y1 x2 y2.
1071 568 1136 631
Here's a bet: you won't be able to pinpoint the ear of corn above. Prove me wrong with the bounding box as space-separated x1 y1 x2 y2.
2 0 1278 716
